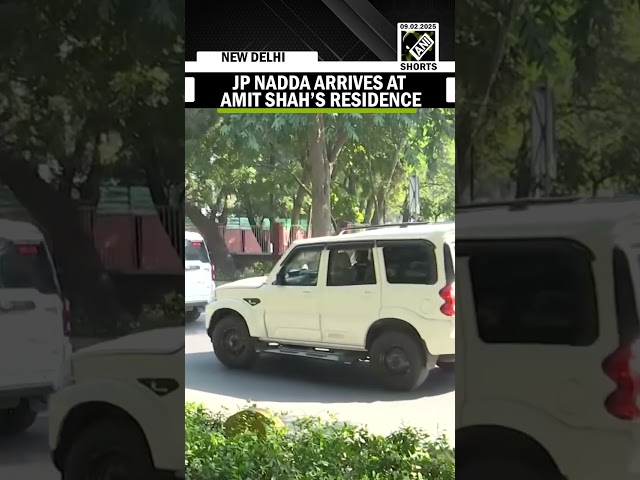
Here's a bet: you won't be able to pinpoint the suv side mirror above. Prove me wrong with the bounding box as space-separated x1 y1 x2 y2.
274 268 286 285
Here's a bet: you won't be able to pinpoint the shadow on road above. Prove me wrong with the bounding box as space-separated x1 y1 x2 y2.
185 350 455 403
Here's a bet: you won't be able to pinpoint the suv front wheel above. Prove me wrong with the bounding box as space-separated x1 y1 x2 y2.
369 331 429 391
211 313 258 369
62 419 154 479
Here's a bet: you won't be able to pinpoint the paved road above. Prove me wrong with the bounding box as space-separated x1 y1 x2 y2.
0 414 58 479
0 316 452 477
186 315 455 439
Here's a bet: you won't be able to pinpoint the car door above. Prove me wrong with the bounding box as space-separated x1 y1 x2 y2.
263 244 323 343
184 238 212 304
0 239 66 389
319 241 381 347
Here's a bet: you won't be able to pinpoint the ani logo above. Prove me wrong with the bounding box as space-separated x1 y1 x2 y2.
398 23 439 62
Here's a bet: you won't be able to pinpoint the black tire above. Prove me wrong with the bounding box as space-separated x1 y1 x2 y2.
369 331 428 391
211 313 257 369
62 419 154 480
0 401 37 435
458 456 561 480
185 309 200 323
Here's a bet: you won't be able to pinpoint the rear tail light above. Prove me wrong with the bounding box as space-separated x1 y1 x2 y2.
439 282 455 316
603 342 640 419
211 263 216 281
62 298 71 337
16 244 38 255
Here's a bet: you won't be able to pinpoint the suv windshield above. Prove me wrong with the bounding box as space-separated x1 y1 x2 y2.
0 240 58 294
185 239 210 263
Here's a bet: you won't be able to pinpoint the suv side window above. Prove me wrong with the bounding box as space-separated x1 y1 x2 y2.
461 240 598 346
327 244 376 286
380 241 437 285
280 246 323 286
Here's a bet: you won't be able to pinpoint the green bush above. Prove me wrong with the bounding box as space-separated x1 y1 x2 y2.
185 402 454 480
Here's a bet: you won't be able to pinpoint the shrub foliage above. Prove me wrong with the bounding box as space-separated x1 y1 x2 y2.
185 402 455 480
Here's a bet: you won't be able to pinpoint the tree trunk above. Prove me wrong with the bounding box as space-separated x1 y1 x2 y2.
371 196 385 225
291 183 306 226
58 166 76 199
0 154 123 334
210 192 230 225
456 0 519 204
79 142 104 207
347 173 357 195
514 135 532 198
591 177 604 198
185 203 236 274
402 192 410 222
79 162 103 206
309 114 332 236
364 196 374 224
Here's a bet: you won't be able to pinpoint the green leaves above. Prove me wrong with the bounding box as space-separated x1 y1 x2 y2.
186 111 454 227
185 403 455 480
1 0 184 201
457 0 640 199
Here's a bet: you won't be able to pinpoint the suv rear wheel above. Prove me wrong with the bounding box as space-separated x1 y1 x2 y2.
369 331 428 391
185 309 200 323
0 400 37 435
212 313 257 369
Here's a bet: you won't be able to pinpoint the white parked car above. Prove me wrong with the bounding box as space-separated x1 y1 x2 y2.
184 230 215 322
49 327 184 479
455 198 640 480
0 220 72 435
206 222 455 391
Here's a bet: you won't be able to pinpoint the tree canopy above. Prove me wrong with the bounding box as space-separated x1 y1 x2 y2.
185 110 455 272
456 0 640 201
0 0 184 327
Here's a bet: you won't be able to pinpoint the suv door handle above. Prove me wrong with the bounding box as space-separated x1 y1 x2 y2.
302 290 312 294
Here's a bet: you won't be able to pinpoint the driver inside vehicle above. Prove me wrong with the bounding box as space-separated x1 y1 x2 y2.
352 249 375 284
329 251 352 285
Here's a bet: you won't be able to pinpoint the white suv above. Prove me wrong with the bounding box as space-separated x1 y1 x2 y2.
49 327 184 479
185 230 214 322
0 220 72 435
205 222 455 391
455 198 640 480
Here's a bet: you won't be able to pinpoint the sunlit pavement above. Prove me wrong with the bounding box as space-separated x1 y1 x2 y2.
0 414 59 479
186 315 455 440
0 317 452 476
